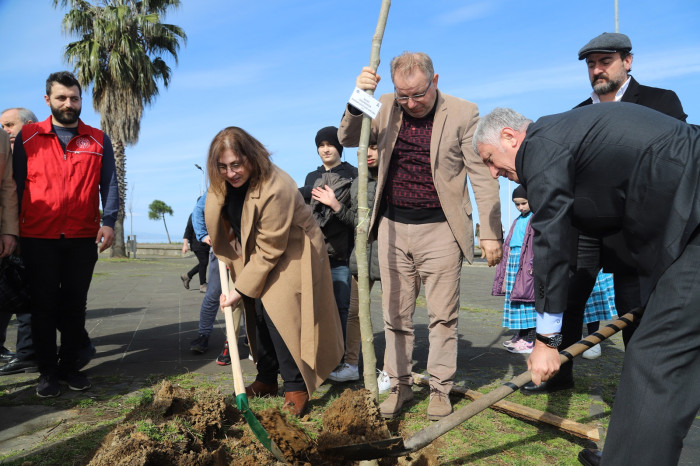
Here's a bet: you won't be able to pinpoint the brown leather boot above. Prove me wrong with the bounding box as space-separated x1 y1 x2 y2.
245 380 278 397
282 390 309 416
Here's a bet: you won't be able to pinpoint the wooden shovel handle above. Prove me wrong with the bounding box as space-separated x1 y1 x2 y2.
218 259 246 396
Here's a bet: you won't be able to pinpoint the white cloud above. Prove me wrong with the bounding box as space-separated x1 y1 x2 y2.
434 2 495 26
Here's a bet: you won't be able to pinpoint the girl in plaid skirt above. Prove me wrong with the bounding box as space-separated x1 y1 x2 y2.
492 185 536 354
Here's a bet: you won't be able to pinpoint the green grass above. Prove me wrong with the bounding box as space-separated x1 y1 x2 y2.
0 371 611 465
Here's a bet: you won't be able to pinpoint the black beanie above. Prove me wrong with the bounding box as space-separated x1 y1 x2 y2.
315 126 343 156
512 185 527 200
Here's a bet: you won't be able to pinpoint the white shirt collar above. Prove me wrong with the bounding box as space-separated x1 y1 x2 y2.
590 76 631 104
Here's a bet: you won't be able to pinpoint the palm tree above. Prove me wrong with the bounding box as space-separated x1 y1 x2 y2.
147 199 173 243
53 0 187 257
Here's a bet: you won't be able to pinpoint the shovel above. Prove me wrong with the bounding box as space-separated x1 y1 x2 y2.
326 309 641 460
217 260 286 462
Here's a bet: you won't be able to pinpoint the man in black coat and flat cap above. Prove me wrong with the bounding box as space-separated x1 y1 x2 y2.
473 104 700 466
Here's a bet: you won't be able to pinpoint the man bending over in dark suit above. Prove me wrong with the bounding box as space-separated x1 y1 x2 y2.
474 104 699 466
520 33 689 416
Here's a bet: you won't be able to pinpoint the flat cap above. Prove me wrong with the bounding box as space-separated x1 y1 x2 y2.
578 32 632 60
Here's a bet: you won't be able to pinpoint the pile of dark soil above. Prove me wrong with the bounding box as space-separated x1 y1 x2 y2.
85 381 436 465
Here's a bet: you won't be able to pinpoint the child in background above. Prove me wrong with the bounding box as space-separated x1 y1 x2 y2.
582 272 617 359
492 185 536 354
328 141 386 388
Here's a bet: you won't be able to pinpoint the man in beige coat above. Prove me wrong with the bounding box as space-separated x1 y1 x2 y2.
338 51 502 420
0 130 18 258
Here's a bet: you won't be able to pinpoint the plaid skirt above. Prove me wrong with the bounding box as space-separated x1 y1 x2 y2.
502 247 537 330
584 271 617 324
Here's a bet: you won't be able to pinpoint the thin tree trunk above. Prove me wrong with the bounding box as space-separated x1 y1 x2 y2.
111 139 127 257
162 216 171 243
356 0 390 402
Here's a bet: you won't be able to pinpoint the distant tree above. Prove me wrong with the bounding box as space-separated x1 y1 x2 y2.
148 200 173 243
52 0 187 257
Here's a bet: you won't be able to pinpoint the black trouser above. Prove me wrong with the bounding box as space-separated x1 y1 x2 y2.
602 230 700 465
557 234 641 381
253 299 305 393
21 237 96 376
187 248 209 285
0 311 33 359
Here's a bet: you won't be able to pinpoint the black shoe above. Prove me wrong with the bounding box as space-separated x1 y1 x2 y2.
0 357 38 375
578 448 602 466
75 343 97 371
59 370 92 391
216 341 231 366
0 347 15 361
36 374 61 398
190 334 209 353
521 376 574 395
181 273 191 289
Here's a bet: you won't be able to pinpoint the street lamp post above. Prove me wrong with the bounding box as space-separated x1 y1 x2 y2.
194 163 206 195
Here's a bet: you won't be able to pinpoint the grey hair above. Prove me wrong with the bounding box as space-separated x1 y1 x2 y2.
1 107 38 124
473 108 532 155
390 51 434 83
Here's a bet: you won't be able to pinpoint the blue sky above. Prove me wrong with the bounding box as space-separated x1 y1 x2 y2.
1 0 699 243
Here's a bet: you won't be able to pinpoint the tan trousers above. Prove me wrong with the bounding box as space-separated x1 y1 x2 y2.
345 276 375 365
378 218 463 395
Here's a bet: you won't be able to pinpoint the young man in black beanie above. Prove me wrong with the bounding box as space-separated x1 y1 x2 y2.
299 126 358 380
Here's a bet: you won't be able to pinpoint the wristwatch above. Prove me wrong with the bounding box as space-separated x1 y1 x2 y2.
536 333 562 348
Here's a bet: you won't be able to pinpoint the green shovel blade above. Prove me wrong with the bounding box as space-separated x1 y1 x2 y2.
235 393 286 462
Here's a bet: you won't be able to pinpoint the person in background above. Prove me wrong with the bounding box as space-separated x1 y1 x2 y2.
300 126 357 348
1 108 37 149
328 140 382 385
492 185 535 354
207 126 343 416
181 208 209 293
580 272 617 360
0 108 36 373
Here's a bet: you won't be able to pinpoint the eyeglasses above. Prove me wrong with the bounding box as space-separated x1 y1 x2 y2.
217 161 245 174
394 79 433 103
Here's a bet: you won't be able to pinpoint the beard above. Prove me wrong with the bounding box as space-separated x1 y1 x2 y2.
591 73 624 96
50 104 81 125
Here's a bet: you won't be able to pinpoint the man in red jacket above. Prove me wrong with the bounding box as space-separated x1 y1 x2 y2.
12 71 119 398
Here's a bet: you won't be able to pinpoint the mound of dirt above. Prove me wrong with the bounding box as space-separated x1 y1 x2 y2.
87 380 282 465
317 388 441 466
85 381 436 465
318 388 391 448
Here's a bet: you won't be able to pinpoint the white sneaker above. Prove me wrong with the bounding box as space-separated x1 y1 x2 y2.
328 363 359 382
377 370 391 394
582 343 602 359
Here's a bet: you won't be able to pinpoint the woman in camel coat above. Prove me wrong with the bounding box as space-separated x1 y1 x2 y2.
205 127 343 416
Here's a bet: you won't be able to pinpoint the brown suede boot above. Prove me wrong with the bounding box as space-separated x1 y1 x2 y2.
379 384 414 419
245 380 278 398
427 387 452 421
282 390 309 416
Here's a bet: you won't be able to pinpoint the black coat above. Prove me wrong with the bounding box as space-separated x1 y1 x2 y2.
183 214 208 253
573 76 687 273
299 161 358 262
516 103 700 313
575 76 687 121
